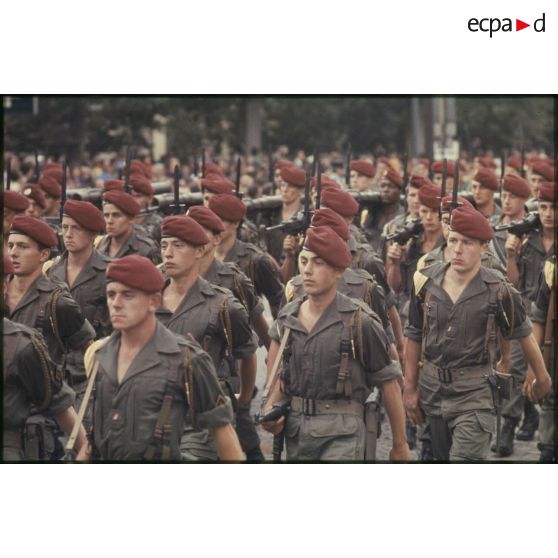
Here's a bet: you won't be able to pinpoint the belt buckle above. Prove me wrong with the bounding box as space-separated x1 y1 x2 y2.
303 398 316 416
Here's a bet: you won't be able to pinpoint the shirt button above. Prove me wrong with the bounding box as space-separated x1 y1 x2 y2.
112 412 119 420
447 326 453 332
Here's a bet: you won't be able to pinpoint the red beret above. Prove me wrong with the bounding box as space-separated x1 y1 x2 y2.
130 160 151 179
275 160 294 171
409 174 433 189
473 168 499 191
161 215 209 246
280 165 306 188
322 188 359 218
418 183 442 210
506 156 522 173
478 157 497 169
431 160 456 177
106 255 163 293
9 215 58 247
4 254 14 275
203 162 224 176
531 161 554 181
23 184 47 209
382 168 403 188
43 166 64 184
440 195 473 213
38 174 62 198
103 179 125 192
45 162 61 171
378 157 395 171
537 182 556 202
311 208 350 241
208 194 246 222
63 200 105 232
103 190 141 216
303 226 352 269
449 207 494 241
201 176 235 195
503 175 531 199
187 205 225 233
311 175 339 190
3 190 30 212
350 160 375 178
129 174 154 196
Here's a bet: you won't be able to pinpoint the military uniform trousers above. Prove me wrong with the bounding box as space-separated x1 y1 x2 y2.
538 365 555 457
419 361 496 461
285 397 366 462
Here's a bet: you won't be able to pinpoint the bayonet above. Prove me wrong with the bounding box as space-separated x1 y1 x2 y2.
173 164 180 215
345 143 352 187
33 150 40 182
6 156 11 190
439 158 447 219
316 160 322 209
450 159 459 214
235 156 242 198
59 159 67 223
123 147 132 194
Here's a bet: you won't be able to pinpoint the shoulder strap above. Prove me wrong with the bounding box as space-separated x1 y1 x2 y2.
47 286 66 353
93 234 105 249
336 310 359 399
419 291 432 371
231 270 248 311
284 279 297 304
482 282 502 367
413 269 429 297
29 332 54 412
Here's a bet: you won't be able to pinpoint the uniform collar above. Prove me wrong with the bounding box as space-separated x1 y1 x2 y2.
52 249 108 289
158 276 216 320
10 273 55 315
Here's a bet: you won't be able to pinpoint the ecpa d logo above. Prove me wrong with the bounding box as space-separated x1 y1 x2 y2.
468 13 546 37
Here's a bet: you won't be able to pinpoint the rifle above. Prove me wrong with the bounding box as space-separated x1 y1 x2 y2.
172 164 181 215
384 217 424 245
59 159 67 223
33 150 40 182
449 159 459 215
201 148 206 178
123 147 132 194
235 156 242 198
519 125 526 179
345 143 352 188
493 212 541 237
265 170 313 236
315 160 322 209
500 149 506 202
269 152 276 195
401 152 409 213
6 156 11 190
439 158 447 219
151 192 203 214
256 400 291 463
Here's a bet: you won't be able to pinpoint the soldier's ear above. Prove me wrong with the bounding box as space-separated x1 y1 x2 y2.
480 241 489 254
39 247 51 263
148 292 162 311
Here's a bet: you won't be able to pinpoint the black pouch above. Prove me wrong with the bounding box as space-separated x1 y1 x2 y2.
489 372 514 402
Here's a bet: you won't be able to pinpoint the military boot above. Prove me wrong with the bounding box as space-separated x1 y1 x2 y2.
516 399 540 441
538 446 555 463
491 417 519 457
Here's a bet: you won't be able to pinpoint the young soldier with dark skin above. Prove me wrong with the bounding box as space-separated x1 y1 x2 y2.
262 226 410 462
83 255 244 461
404 206 551 461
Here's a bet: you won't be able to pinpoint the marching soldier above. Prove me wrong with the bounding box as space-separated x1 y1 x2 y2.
155 215 259 461
23 183 47 218
403 206 551 461
6 215 95 459
128 173 162 245
349 159 376 191
261 226 410 462
210 193 285 318
37 174 62 221
431 160 456 192
494 180 556 455
44 200 112 410
97 190 160 263
471 167 502 220
528 161 554 199
3 254 90 461
84 255 244 461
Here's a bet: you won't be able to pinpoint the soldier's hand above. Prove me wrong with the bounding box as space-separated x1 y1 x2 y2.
505 233 522 257
403 385 424 426
389 443 412 463
387 242 404 263
261 415 285 435
530 375 552 403
283 235 298 257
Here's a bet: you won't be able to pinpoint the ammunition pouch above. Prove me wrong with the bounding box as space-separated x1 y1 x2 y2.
489 371 514 405
23 415 58 461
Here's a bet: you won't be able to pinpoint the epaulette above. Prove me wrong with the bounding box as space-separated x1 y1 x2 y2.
94 234 105 249
413 269 429 297
544 259 555 289
84 337 109 378
42 256 60 276
416 253 429 272
285 279 296 303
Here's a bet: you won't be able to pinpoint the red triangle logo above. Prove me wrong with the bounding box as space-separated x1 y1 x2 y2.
516 19 530 31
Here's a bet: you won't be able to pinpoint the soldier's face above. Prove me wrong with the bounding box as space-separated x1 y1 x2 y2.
280 182 300 204
106 282 160 331
447 231 487 273
25 199 43 218
103 203 133 238
161 236 203 277
441 213 451 239
538 201 555 231
419 206 441 233
7 234 50 276
471 182 494 206
380 182 400 204
43 193 58 214
501 191 526 218
219 219 239 241
61 216 96 253
406 187 421 216
433 174 454 191
529 173 544 197
354 173 371 192
298 249 342 295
